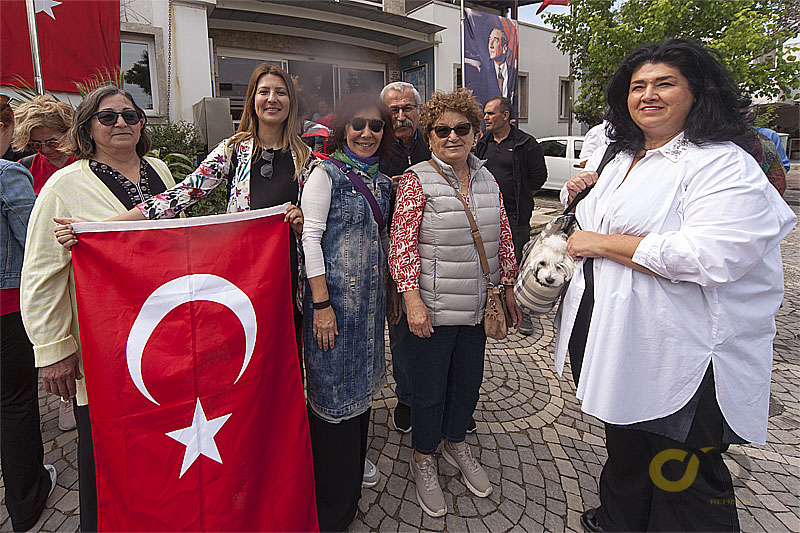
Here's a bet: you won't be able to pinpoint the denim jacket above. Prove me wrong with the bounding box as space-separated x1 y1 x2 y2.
0 160 36 289
303 158 392 422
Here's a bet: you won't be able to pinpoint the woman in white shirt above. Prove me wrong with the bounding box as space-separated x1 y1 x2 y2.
559 39 796 532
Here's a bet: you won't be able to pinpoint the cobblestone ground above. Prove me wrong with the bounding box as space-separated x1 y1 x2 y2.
1 197 797 532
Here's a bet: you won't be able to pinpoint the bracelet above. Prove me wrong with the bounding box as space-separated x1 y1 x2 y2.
313 299 331 310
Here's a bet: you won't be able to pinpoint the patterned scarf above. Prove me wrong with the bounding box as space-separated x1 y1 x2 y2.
335 145 379 177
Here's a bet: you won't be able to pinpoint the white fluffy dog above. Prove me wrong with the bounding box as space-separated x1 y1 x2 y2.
529 233 577 288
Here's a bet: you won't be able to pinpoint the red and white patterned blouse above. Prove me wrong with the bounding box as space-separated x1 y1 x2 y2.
389 170 518 293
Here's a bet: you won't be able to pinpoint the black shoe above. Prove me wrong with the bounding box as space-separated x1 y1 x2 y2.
466 417 477 433
580 508 604 532
391 403 412 433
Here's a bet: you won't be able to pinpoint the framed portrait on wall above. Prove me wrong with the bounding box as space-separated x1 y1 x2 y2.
403 64 427 104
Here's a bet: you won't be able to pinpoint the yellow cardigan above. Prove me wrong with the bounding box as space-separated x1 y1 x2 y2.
21 157 176 406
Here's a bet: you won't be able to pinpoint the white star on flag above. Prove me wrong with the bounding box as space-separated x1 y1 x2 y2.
166 398 232 478
34 0 62 20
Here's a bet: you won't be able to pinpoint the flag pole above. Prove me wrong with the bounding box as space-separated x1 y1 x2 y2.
567 0 574 136
460 0 465 89
24 0 44 94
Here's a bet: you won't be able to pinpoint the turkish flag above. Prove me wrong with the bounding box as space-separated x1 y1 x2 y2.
71 207 318 531
535 0 569 14
0 0 120 92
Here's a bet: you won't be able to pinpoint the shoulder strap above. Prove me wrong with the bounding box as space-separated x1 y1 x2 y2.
18 154 36 170
328 158 385 231
562 142 620 215
428 159 492 280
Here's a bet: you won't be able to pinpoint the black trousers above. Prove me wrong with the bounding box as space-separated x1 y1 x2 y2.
306 406 369 532
597 376 740 532
75 403 97 532
0 312 50 531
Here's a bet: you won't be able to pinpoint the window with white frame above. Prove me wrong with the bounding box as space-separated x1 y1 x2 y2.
121 37 158 112
558 77 572 122
518 71 529 121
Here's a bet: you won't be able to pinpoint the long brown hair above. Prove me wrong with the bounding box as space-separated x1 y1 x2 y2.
228 64 310 180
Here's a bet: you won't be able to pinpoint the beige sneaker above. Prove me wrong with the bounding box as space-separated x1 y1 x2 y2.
58 399 77 431
409 455 446 517
442 441 492 497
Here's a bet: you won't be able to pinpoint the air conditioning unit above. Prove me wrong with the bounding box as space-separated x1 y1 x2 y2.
193 97 234 150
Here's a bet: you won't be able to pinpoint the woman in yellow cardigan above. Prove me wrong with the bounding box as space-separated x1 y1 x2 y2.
20 85 175 532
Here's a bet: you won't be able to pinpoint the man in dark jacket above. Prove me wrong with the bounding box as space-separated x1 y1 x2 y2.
476 96 547 335
378 82 430 433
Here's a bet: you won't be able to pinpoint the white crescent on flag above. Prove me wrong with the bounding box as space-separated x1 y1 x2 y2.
125 274 258 405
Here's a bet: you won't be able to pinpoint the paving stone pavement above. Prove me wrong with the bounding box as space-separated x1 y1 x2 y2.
1 198 798 532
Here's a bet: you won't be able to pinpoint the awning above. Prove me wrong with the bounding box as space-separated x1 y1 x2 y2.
210 0 445 54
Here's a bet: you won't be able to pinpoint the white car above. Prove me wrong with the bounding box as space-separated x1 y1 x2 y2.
537 136 585 191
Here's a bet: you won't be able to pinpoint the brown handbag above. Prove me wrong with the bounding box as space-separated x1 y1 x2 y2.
428 159 509 340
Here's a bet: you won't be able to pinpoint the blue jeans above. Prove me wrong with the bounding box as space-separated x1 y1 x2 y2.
388 313 412 407
410 323 486 454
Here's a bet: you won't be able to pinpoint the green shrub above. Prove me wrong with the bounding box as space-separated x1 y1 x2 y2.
148 122 228 216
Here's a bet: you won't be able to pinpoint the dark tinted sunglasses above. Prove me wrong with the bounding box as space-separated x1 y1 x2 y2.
350 117 385 133
92 109 142 126
0 96 10 115
432 123 472 139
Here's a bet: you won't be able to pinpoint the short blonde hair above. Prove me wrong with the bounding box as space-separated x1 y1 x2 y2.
420 89 483 144
11 95 74 152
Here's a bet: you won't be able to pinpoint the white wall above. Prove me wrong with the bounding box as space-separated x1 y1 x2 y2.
408 1 581 139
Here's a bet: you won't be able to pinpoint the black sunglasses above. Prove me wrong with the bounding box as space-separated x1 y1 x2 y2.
91 109 142 126
350 117 385 133
432 123 472 139
0 95 10 115
259 148 274 179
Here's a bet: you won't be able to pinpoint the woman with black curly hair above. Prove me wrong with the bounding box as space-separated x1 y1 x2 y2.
558 39 796 532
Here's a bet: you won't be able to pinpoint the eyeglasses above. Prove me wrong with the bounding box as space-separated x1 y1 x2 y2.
350 117 385 133
0 96 10 115
431 122 472 139
91 109 142 126
259 148 274 179
389 105 417 116
28 138 60 150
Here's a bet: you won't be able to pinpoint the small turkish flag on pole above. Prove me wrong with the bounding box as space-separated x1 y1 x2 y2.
0 0 120 92
71 206 318 531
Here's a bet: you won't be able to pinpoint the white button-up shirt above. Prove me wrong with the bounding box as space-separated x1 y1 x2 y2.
555 133 796 444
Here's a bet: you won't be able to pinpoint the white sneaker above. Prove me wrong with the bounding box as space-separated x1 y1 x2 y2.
45 464 57 498
58 399 77 431
362 458 380 488
409 455 446 517
442 442 492 497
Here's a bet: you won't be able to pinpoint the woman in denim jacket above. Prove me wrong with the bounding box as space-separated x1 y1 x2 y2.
300 94 394 531
0 95 57 531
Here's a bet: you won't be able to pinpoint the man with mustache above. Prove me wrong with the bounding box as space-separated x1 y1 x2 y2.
379 82 442 434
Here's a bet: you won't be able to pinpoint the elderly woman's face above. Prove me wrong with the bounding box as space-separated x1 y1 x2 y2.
89 94 142 154
627 62 694 147
429 110 475 167
345 105 384 159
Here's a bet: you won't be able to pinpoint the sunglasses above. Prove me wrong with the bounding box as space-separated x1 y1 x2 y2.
260 148 274 179
350 117 385 133
29 138 60 150
432 123 472 139
0 96 10 115
91 109 142 126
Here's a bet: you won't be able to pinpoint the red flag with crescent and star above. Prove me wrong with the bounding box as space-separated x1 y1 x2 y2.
70 206 318 532
0 0 120 92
